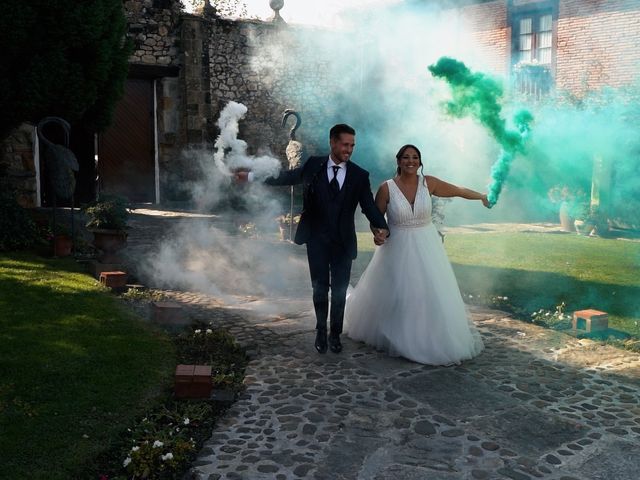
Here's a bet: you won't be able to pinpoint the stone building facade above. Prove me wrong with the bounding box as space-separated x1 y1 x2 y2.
6 0 640 208
2 0 343 207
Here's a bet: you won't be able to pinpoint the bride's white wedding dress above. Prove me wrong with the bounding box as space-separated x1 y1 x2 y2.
344 177 484 365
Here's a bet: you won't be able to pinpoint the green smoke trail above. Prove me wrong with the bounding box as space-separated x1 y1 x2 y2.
428 57 533 206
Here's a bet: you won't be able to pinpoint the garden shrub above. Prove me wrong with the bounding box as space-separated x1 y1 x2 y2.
0 190 39 251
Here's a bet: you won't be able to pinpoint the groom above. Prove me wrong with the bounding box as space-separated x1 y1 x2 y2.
236 124 389 353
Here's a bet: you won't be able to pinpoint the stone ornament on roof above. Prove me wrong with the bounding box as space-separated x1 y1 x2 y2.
269 0 286 24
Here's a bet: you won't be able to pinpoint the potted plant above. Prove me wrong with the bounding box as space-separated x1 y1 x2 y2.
83 195 130 261
548 185 588 233
579 206 611 237
275 213 300 241
574 205 597 236
51 223 73 257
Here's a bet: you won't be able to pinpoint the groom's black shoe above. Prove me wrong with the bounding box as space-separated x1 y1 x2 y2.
315 329 328 354
328 334 342 353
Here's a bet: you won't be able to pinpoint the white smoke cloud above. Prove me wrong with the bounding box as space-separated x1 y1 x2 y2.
214 101 282 180
136 101 311 305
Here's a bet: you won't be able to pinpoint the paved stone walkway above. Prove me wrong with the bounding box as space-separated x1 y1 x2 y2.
123 207 640 480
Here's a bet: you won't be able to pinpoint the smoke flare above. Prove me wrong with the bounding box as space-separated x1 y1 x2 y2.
213 101 282 181
428 57 533 206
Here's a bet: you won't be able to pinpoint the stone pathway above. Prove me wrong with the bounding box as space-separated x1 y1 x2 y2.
123 207 640 480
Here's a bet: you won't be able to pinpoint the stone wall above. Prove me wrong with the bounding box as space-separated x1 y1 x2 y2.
0 125 37 207
124 0 182 67
6 1 640 207
205 19 344 160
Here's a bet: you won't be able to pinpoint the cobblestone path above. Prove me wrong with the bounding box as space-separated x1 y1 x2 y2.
124 208 640 480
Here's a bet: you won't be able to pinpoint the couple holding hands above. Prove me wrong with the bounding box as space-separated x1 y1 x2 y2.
236 124 487 365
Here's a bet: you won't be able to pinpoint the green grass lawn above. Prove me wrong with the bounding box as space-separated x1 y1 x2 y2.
356 231 640 337
0 253 175 480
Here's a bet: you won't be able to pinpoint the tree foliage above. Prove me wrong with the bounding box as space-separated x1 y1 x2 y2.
185 0 248 18
0 0 131 140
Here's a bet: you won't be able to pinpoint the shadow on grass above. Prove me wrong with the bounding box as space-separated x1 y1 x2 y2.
0 258 174 480
450 262 640 321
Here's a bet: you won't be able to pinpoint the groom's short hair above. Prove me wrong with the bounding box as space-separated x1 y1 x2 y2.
330 124 356 140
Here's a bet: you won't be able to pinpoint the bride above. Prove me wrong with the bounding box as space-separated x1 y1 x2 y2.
344 144 489 365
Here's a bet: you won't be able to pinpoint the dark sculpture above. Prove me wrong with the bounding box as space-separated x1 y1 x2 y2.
37 116 79 255
37 117 79 200
282 109 301 141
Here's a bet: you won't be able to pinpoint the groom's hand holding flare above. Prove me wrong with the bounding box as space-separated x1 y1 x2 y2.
233 170 250 183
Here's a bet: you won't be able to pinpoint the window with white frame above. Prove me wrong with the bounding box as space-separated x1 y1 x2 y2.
516 11 553 64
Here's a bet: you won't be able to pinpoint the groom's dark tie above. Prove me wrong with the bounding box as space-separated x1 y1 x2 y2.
330 165 340 196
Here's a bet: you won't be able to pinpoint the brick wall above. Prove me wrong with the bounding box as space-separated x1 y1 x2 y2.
557 0 640 95
459 0 510 75
454 0 640 95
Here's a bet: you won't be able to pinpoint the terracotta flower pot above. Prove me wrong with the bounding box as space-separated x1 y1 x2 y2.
53 235 73 257
90 229 128 262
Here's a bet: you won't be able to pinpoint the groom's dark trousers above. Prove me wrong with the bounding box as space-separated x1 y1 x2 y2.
265 155 388 336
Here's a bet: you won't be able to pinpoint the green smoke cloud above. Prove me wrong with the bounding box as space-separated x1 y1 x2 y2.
428 57 533 206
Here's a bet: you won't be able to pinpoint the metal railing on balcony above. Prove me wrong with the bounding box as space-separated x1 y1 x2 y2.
511 62 554 101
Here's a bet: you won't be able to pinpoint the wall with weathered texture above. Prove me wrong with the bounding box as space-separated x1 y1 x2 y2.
7 1 640 206
459 0 510 75
124 0 182 66
452 0 640 96
556 0 640 95
0 126 37 207
205 19 344 159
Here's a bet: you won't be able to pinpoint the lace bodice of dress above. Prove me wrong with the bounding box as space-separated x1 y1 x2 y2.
386 177 432 228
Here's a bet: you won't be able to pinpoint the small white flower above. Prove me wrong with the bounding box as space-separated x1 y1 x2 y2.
206 329 212 334
175 427 180 432
194 329 202 334
131 446 139 452
161 452 174 461
503 297 508 300
545 312 550 316
123 457 132 467
469 295 473 298
153 440 164 448
183 418 190 425
82 434 89 439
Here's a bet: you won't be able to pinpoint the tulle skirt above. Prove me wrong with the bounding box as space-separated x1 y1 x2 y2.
344 223 484 365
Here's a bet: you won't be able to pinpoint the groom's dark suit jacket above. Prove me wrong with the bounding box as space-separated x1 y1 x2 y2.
266 155 388 259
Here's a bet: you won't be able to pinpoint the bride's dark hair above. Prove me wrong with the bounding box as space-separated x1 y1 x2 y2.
395 144 424 175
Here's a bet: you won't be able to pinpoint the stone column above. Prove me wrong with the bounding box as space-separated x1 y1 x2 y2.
180 15 212 145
